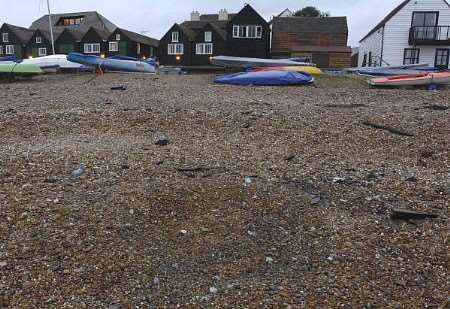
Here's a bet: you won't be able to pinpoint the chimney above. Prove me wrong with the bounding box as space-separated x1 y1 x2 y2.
191 11 200 21
219 9 228 21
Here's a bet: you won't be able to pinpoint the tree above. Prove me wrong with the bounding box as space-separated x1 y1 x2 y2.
294 6 330 17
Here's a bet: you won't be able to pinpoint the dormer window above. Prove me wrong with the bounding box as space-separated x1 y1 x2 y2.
205 31 212 42
116 34 121 41
36 36 42 44
2 33 9 43
172 32 179 43
57 16 84 26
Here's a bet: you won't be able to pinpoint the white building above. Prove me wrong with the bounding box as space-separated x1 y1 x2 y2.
359 0 450 68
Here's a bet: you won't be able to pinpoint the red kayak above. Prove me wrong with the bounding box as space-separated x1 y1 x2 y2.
369 72 450 86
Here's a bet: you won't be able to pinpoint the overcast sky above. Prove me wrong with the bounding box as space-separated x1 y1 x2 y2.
0 0 401 46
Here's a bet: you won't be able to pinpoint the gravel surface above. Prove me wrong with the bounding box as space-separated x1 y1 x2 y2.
0 73 449 308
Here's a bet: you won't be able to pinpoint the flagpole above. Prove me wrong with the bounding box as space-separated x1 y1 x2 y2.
46 0 55 54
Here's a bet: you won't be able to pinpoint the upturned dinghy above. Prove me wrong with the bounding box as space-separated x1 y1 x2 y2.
211 55 316 68
67 53 156 74
252 66 323 75
215 70 314 86
21 55 86 72
0 63 43 76
369 72 450 87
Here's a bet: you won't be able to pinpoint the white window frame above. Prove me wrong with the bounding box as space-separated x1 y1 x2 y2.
116 34 121 41
205 31 212 42
5 45 14 55
168 43 183 55
0 46 3 55
172 32 179 43
38 48 47 56
109 41 119 52
84 43 101 54
36 36 42 44
2 33 9 43
196 43 213 55
232 25 262 39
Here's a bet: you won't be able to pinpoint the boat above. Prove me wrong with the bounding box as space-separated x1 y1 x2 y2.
344 63 429 73
67 52 156 73
356 68 430 77
210 55 316 68
252 66 323 75
214 70 314 86
21 55 86 72
0 63 43 76
369 72 450 87
0 55 18 62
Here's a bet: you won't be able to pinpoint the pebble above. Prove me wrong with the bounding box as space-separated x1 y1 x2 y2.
265 257 274 263
209 287 218 294
180 230 187 235
0 261 7 267
71 165 85 177
154 136 169 146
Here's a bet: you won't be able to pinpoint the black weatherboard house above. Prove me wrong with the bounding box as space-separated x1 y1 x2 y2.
0 11 159 60
0 23 34 59
159 4 270 66
108 28 159 59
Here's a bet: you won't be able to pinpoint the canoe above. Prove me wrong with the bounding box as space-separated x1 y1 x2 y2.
356 68 434 76
215 70 314 86
68 52 156 73
344 63 429 73
253 66 323 75
369 72 450 86
210 55 316 68
0 63 43 76
22 55 85 71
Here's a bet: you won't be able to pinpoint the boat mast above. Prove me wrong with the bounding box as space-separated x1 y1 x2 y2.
46 0 55 55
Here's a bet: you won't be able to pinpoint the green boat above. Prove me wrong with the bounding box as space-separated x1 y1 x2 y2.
0 63 43 76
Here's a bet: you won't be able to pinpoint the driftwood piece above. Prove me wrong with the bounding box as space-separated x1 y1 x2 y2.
415 105 449 111
362 121 414 137
323 104 366 108
391 208 439 221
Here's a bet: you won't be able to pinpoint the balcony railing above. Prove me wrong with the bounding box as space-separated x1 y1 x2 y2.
409 26 450 45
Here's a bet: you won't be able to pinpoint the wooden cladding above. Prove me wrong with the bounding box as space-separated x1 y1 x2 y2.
272 32 348 52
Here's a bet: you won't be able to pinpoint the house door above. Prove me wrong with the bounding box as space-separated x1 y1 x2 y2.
435 48 449 69
312 53 330 68
119 42 128 55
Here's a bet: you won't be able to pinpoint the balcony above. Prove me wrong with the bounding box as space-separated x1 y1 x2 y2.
409 26 450 45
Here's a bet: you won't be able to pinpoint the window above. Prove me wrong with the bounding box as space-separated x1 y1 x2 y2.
168 43 183 55
435 49 449 68
84 43 101 54
205 31 212 42
59 17 84 26
403 48 420 64
172 32 179 42
232 25 262 38
412 12 439 40
116 34 121 41
5 45 14 55
109 41 119 52
196 43 213 55
368 52 372 66
0 46 3 55
38 48 47 56
36 36 42 44
362 54 367 67
2 33 9 42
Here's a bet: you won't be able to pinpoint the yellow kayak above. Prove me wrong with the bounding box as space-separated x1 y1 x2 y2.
254 66 323 75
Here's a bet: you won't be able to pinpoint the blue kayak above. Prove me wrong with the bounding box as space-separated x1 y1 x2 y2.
215 70 314 86
67 52 156 73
